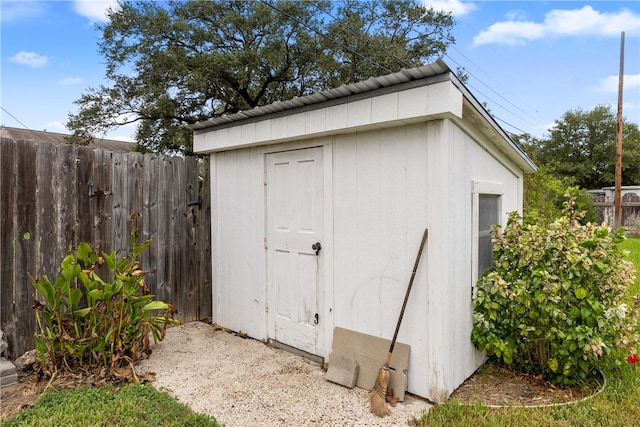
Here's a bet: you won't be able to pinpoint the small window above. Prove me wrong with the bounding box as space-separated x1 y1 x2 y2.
471 181 503 297
478 194 499 277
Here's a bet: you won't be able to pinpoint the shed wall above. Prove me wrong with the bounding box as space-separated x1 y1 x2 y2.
429 120 524 399
207 118 525 402
330 119 524 400
210 148 267 338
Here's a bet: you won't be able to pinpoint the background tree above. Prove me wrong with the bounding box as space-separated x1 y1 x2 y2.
67 0 454 154
528 105 640 189
522 164 596 225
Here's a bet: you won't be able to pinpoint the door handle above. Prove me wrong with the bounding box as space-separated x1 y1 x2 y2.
312 242 322 256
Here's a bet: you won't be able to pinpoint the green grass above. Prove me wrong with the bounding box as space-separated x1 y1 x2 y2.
415 364 640 427
2 383 220 427
415 236 640 427
620 236 640 293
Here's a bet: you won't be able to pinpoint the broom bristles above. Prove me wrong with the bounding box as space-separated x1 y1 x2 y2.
369 366 391 417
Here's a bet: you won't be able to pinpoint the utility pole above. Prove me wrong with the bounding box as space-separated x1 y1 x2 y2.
614 31 624 230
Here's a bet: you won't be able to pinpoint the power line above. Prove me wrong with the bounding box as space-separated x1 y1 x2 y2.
0 105 30 129
444 51 544 127
262 1 544 136
259 0 393 74
310 1 417 70
443 12 550 135
465 82 541 134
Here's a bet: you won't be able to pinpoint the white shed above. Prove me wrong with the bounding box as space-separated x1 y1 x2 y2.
191 60 536 402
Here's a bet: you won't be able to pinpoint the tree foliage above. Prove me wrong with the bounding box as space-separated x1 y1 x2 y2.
67 0 455 154
523 165 597 225
523 105 640 190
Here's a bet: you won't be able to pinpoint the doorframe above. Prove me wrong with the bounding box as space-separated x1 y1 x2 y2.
259 139 334 359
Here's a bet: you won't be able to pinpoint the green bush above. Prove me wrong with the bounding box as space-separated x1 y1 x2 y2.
471 196 639 386
30 231 178 380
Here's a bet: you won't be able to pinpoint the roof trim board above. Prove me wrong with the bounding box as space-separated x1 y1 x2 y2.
190 59 536 173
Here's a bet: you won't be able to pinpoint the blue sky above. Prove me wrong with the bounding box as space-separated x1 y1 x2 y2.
1 0 639 142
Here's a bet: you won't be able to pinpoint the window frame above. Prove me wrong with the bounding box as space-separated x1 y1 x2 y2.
471 181 503 298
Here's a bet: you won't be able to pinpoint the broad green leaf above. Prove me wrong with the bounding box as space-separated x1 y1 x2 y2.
548 358 559 373
88 289 104 302
74 307 92 317
78 271 91 287
102 251 116 271
69 288 83 310
133 239 152 258
62 262 81 281
77 242 98 264
142 301 168 311
35 339 47 354
33 278 54 305
574 287 587 299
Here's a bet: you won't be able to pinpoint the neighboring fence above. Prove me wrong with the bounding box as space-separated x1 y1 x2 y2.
589 186 640 236
1 137 211 358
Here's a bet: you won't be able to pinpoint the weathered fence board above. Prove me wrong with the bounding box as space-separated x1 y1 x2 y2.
589 187 640 236
14 140 38 355
0 138 211 358
1 139 17 352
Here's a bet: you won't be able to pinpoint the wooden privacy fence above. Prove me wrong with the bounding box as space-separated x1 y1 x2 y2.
589 187 640 236
1 137 211 358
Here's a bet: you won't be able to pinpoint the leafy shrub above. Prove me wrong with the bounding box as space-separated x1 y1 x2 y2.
471 195 639 386
30 231 178 380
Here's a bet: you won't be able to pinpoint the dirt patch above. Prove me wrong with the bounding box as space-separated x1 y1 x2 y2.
1 372 47 419
450 362 603 407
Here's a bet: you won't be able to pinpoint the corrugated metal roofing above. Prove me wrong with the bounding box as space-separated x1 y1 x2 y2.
189 59 536 172
189 60 451 131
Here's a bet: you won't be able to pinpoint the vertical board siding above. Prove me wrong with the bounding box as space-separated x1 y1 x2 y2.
0 138 211 358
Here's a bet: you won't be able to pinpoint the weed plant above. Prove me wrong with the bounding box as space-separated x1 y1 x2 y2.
30 231 178 380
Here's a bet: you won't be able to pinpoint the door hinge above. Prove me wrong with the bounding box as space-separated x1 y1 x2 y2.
265 302 269 313
264 237 268 249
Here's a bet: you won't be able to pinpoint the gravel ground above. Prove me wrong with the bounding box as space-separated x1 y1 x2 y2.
137 321 431 426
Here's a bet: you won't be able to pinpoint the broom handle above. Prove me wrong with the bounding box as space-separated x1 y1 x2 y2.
385 228 428 366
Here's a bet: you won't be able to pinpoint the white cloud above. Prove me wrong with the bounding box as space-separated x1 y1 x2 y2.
594 74 640 93
9 51 48 67
72 0 119 24
473 6 640 46
424 0 477 17
0 1 47 22
57 77 84 86
474 21 545 46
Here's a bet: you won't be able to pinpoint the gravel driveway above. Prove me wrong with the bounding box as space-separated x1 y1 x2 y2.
137 321 431 426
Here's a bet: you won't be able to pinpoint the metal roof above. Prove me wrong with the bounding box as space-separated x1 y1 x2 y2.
189 59 536 172
189 60 451 131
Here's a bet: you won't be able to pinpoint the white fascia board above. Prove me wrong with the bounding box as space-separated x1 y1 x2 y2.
193 80 463 154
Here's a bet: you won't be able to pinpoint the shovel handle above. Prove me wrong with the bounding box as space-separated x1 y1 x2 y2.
388 228 428 356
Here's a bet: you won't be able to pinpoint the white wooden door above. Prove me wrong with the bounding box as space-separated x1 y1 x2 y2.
266 147 323 355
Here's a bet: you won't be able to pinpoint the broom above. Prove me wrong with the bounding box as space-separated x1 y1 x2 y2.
369 228 428 417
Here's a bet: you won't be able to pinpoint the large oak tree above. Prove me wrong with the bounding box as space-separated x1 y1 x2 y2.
67 0 455 154
518 105 640 190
